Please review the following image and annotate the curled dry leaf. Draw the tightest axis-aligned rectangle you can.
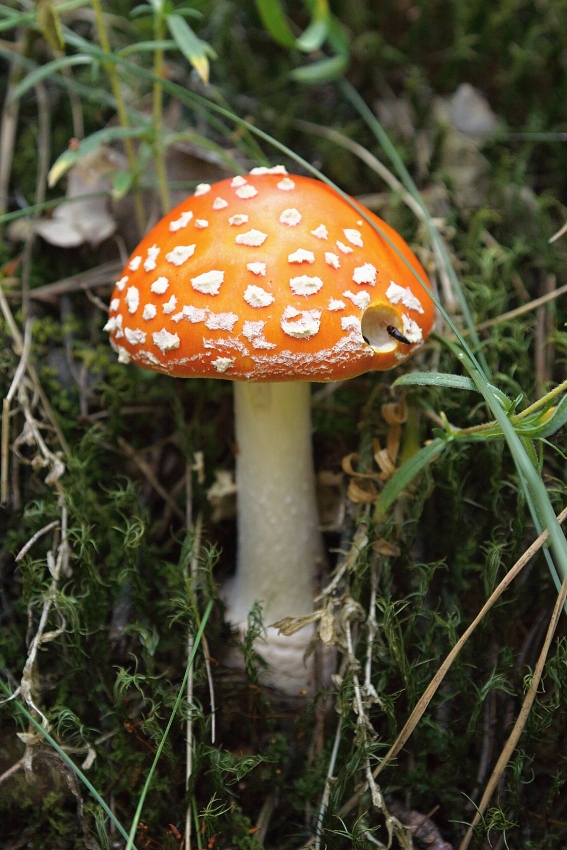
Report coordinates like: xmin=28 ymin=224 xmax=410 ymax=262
xmin=347 ymin=477 xmax=378 ymax=504
xmin=341 ymin=453 xmax=381 ymax=481
xmin=381 ymin=399 xmax=407 ymax=425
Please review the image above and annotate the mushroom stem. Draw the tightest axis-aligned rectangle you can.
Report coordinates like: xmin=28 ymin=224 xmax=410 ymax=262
xmin=224 ymin=381 xmax=324 ymax=692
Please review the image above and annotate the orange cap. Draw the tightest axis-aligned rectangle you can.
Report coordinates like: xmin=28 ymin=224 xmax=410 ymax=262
xmin=105 ymin=168 xmax=435 ymax=381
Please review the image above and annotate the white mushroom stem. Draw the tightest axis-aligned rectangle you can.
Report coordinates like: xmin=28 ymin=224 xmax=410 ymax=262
xmin=224 ymin=381 xmax=325 ymax=693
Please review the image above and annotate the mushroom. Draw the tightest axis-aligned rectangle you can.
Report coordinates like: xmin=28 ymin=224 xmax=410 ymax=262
xmin=104 ymin=167 xmax=435 ymax=694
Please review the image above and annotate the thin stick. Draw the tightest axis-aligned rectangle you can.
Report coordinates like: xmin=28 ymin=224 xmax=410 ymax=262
xmin=0 ymin=757 xmax=24 ymax=785
xmin=458 ymin=579 xmax=567 ymax=850
xmin=314 ymin=717 xmax=342 ymax=850
xmin=475 ymin=281 xmax=567 ymax=331
xmin=2 ymin=318 xmax=33 ymax=504
xmin=0 ymin=284 xmax=70 ymax=455
xmin=15 ymin=520 xmax=60 ymax=562
xmin=117 ymin=436 xmax=184 ymax=520
xmin=338 ymin=504 xmax=567 ymax=818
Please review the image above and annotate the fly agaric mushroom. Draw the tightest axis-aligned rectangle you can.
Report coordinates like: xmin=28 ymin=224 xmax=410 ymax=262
xmin=104 ymin=167 xmax=435 ymax=694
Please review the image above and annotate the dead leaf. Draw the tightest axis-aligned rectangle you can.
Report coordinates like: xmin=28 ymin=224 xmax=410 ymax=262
xmin=347 ymin=477 xmax=378 ymax=504
xmin=373 ymin=539 xmax=401 ymax=557
xmin=35 ymin=146 xmax=123 ymax=248
xmin=381 ymin=399 xmax=407 ymax=425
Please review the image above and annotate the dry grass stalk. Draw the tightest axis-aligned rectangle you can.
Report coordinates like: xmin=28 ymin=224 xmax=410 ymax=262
xmin=339 ymin=504 xmax=567 ymax=818
xmin=458 ymin=578 xmax=567 ymax=850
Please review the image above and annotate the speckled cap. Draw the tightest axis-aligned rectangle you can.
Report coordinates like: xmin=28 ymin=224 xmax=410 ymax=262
xmin=104 ymin=167 xmax=435 ymax=381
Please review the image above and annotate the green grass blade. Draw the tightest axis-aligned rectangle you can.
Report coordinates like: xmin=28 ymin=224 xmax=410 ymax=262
xmin=394 ymin=373 xmax=477 ymax=392
xmin=0 ymin=681 xmax=134 ymax=847
xmin=125 ymin=599 xmax=213 ymax=850
xmin=375 ymin=438 xmax=446 ymax=518
xmin=9 ymin=55 xmax=92 ymax=103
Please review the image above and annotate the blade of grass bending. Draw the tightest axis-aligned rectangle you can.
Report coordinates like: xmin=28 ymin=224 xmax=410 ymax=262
xmin=125 ymin=599 xmax=213 ymax=850
xmin=338 ymin=78 xmax=490 ymax=377
xmin=0 ymin=680 xmax=134 ymax=847
xmin=336 ymin=77 xmax=567 ymax=590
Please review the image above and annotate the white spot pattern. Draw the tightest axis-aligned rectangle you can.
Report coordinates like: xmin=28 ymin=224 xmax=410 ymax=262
xmin=247 ymin=262 xmax=266 ymax=276
xmin=336 ymin=240 xmax=353 ymax=254
xmin=212 ymin=357 xmax=234 ymax=372
xmin=242 ymin=320 xmax=276 ymax=350
xmin=290 ymin=275 xmax=323 ymax=296
xmin=153 ymin=328 xmax=180 ymax=352
xmin=236 ymin=185 xmax=258 ymax=199
xmin=195 ymin=219 xmax=208 ymax=229
xmin=341 ymin=316 xmax=362 ymax=333
xmin=166 ymin=245 xmax=196 ymax=266
xmin=194 ymin=183 xmax=211 ymax=196
xmin=386 ymin=281 xmax=424 ymax=314
xmin=402 ymin=314 xmax=423 ymax=344
xmin=279 ymin=208 xmax=302 ymax=226
xmin=343 ymin=290 xmax=370 ymax=310
xmin=169 ymin=210 xmax=193 ymax=232
xmin=277 ymin=178 xmax=295 ymax=191
xmin=235 ymin=229 xmax=267 ymax=247
xmin=231 ymin=176 xmax=247 ymax=187
xmin=311 ymin=224 xmax=328 ymax=240
xmin=125 ymin=286 xmax=139 ymax=314
xmin=328 ymin=298 xmax=346 ymax=311
xmin=353 ymin=263 xmax=377 ymax=285
xmin=244 ymin=285 xmax=274 ymax=307
xmin=125 ymin=328 xmax=146 ymax=345
xmin=281 ymin=306 xmax=321 ymax=338
xmin=143 ymin=304 xmax=157 ymax=320
xmin=249 ymin=165 xmax=288 ymax=175
xmin=191 ymin=270 xmax=224 ymax=295
xmin=163 ymin=294 xmax=178 ymax=315
xmin=117 ymin=346 xmax=131 ymax=364
xmin=110 ymin=298 xmax=119 ymax=312
xmin=325 ymin=252 xmax=340 ymax=269
xmin=128 ymin=256 xmax=141 ymax=271
xmin=116 ymin=276 xmax=128 ymax=291
xmin=344 ymin=228 xmax=363 ymax=247
xmin=150 ymin=277 xmax=169 ymax=295
xmin=288 ymin=248 xmax=315 ymax=264
xmin=212 ymin=197 xmax=228 ymax=210
xmin=144 ymin=244 xmax=160 ymax=272
xmin=229 ymin=214 xmax=248 ymax=226
xmin=205 ymin=311 xmax=238 ymax=331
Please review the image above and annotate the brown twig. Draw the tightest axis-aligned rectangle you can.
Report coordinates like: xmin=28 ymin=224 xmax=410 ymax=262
xmin=117 ymin=436 xmax=184 ymax=521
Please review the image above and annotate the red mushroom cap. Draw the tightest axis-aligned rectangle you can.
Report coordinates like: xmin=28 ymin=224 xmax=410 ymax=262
xmin=105 ymin=168 xmax=435 ymax=381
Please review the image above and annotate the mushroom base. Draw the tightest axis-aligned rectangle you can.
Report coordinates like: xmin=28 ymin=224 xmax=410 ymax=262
xmin=223 ymin=619 xmax=335 ymax=695
xmin=223 ymin=381 xmax=331 ymax=694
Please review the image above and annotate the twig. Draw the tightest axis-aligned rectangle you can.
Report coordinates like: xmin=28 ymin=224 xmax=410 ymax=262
xmin=458 ymin=579 xmax=567 ymax=850
xmin=0 ymin=283 xmax=70 ymax=456
xmin=117 ymin=436 xmax=184 ymax=521
xmin=0 ymin=757 xmax=24 ymax=785
xmin=15 ymin=520 xmax=60 ymax=562
xmin=475 ymin=281 xmax=567 ymax=331
xmin=314 ymin=717 xmax=342 ymax=850
xmin=0 ymin=314 xmax=30 ymax=503
xmin=339 ymin=504 xmax=567 ymax=818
